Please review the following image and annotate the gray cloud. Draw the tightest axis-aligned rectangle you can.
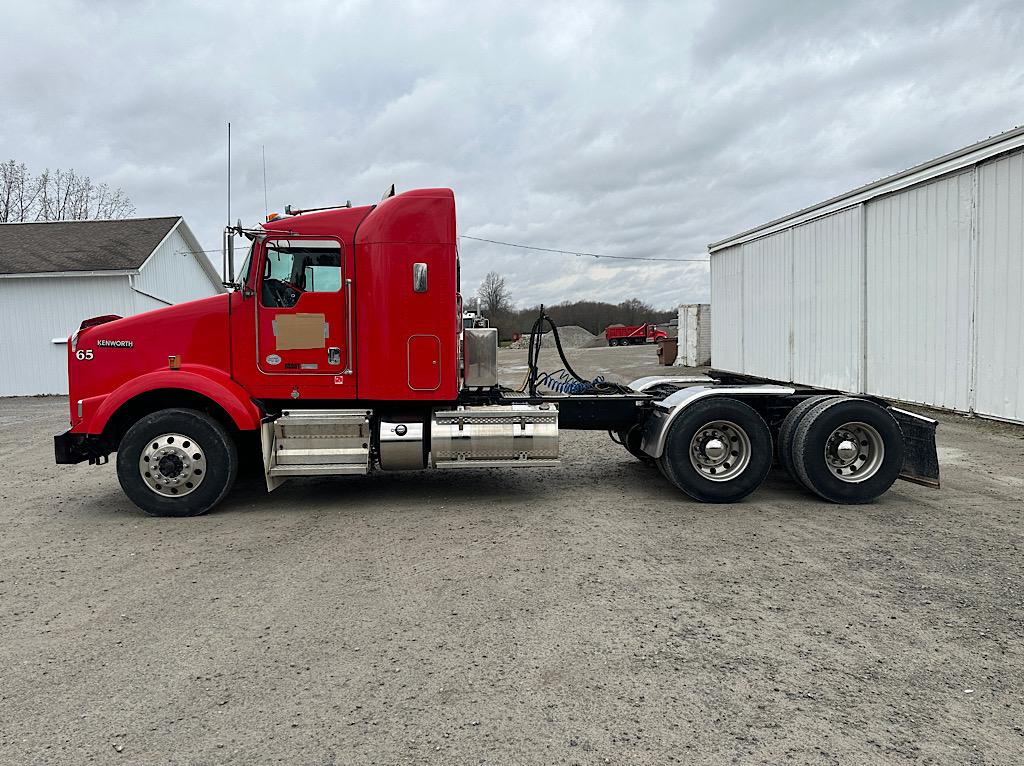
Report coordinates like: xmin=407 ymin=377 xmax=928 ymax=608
xmin=2 ymin=0 xmax=1022 ymax=309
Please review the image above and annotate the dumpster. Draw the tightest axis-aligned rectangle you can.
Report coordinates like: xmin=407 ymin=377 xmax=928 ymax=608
xmin=656 ymin=338 xmax=678 ymax=366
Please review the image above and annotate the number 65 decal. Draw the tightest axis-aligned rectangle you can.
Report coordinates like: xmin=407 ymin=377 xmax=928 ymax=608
xmin=75 ymin=349 xmax=94 ymax=361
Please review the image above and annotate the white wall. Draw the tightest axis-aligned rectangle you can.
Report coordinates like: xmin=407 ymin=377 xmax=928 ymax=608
xmin=792 ymin=208 xmax=863 ymax=392
xmin=709 ymin=245 xmax=743 ymax=373
xmin=711 ymin=209 xmax=863 ymax=390
xmin=134 ymin=225 xmax=220 ymax=305
xmin=0 ymin=223 xmax=221 ymax=397
xmin=741 ymin=231 xmax=793 ymax=382
xmin=975 ymin=151 xmax=1024 ymax=422
xmin=0 ymin=275 xmax=134 ymax=396
xmin=674 ymin=304 xmax=712 ymax=367
xmin=709 ymin=146 xmax=1024 ymax=423
xmin=865 ymin=172 xmax=974 ymax=411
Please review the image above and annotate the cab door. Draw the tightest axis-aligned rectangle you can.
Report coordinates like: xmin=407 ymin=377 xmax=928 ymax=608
xmin=252 ymin=236 xmax=354 ymax=395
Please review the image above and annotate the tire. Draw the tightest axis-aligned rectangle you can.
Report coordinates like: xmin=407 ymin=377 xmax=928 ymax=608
xmin=657 ymin=398 xmax=773 ymax=503
xmin=777 ymin=395 xmax=842 ymax=486
xmin=116 ymin=408 xmax=239 ymax=516
xmin=616 ymin=424 xmax=653 ymax=463
xmin=791 ymin=398 xmax=904 ymax=504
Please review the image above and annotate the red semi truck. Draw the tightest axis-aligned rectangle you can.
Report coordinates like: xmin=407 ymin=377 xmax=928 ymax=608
xmin=605 ymin=323 xmax=668 ymax=346
xmin=55 ymin=188 xmax=939 ymax=516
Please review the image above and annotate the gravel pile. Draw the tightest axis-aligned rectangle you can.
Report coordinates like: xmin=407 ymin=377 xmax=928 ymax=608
xmin=509 ymin=325 xmax=597 ymax=349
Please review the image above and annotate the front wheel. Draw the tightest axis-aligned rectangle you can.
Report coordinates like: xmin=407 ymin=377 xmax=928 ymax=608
xmin=657 ymin=398 xmax=773 ymax=503
xmin=116 ymin=408 xmax=239 ymax=516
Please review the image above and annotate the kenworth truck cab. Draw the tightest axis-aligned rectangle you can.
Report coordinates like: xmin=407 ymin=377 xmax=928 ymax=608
xmin=55 ymin=188 xmax=939 ymax=516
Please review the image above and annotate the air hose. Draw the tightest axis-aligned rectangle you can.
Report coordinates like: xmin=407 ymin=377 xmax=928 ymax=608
xmin=522 ymin=308 xmax=634 ymax=397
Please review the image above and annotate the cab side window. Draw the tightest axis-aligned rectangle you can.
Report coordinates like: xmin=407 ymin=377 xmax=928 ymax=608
xmin=260 ymin=240 xmax=342 ymax=308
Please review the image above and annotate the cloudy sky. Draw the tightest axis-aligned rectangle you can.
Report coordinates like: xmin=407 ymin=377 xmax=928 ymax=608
xmin=3 ymin=0 xmax=1023 ymax=308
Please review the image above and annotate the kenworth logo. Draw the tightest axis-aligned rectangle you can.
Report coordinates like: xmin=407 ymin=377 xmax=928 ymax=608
xmin=97 ymin=339 xmax=134 ymax=348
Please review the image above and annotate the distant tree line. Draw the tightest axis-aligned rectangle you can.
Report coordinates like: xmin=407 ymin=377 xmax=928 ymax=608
xmin=0 ymin=160 xmax=135 ymax=222
xmin=475 ymin=270 xmax=676 ymax=340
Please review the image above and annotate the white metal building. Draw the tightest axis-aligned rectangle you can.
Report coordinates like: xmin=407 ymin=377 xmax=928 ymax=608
xmin=0 ymin=217 xmax=222 ymax=396
xmin=673 ymin=303 xmax=712 ymax=367
xmin=709 ymin=126 xmax=1024 ymax=424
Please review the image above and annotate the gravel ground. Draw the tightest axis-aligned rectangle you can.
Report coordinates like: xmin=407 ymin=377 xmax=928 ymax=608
xmin=2 ymin=344 xmax=1022 ymax=765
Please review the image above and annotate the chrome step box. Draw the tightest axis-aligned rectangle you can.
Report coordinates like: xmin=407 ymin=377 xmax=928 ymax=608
xmin=262 ymin=409 xmax=371 ymax=490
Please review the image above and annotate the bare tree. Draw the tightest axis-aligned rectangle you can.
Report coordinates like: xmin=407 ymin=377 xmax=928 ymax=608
xmin=0 ymin=160 xmax=134 ymax=222
xmin=618 ymin=297 xmax=652 ymax=326
xmin=477 ymin=271 xmax=512 ymax=317
xmin=0 ymin=161 xmax=40 ymax=223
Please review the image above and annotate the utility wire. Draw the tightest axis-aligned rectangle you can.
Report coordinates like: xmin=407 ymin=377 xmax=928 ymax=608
xmin=459 ymin=234 xmax=709 ymax=263
xmin=180 ymin=237 xmax=711 ymax=264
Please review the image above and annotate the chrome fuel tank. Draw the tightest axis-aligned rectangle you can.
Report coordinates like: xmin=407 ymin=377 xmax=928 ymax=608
xmin=430 ymin=404 xmax=558 ymax=468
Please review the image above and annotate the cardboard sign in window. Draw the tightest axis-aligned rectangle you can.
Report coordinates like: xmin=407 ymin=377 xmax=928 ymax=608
xmin=273 ymin=313 xmax=328 ymax=350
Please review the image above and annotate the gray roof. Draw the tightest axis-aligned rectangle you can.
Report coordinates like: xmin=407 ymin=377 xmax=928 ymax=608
xmin=0 ymin=216 xmax=181 ymax=275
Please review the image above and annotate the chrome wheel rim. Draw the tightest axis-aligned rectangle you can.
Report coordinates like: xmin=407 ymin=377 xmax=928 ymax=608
xmin=825 ymin=421 xmax=884 ymax=483
xmin=689 ymin=420 xmax=750 ymax=481
xmin=139 ymin=433 xmax=206 ymax=497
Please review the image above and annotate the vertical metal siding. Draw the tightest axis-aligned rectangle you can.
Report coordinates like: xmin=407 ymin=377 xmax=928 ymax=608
xmin=865 ymin=171 xmax=975 ymax=411
xmin=790 ymin=207 xmax=863 ymax=391
xmin=134 ymin=227 xmax=220 ymax=304
xmin=710 ymin=246 xmax=743 ymax=372
xmin=0 ymin=276 xmax=135 ymax=396
xmin=975 ymin=150 xmax=1024 ymax=421
xmin=697 ymin=303 xmax=712 ymax=366
xmin=674 ymin=304 xmax=712 ymax=367
xmin=710 ymin=144 xmax=1023 ymax=423
xmin=740 ymin=231 xmax=793 ymax=381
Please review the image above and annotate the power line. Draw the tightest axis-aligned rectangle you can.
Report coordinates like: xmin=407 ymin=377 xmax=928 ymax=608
xmin=183 ymin=236 xmax=710 ymax=264
xmin=459 ymin=234 xmax=709 ymax=263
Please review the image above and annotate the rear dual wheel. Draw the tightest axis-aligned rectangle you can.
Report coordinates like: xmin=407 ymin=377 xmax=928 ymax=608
xmin=787 ymin=397 xmax=904 ymax=504
xmin=658 ymin=398 xmax=773 ymax=503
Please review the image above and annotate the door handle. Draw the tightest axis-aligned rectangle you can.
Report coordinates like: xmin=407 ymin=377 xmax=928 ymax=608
xmin=343 ymin=278 xmax=353 ymax=375
xmin=328 ymin=347 xmax=341 ymax=365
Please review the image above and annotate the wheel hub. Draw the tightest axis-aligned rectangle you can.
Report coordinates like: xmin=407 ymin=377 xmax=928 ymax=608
xmin=689 ymin=420 xmax=751 ymax=482
xmin=835 ymin=439 xmax=858 ymax=462
xmin=139 ymin=433 xmax=206 ymax=497
xmin=825 ymin=422 xmax=884 ymax=483
xmin=157 ymin=453 xmax=184 ymax=478
xmin=704 ymin=438 xmax=727 ymax=461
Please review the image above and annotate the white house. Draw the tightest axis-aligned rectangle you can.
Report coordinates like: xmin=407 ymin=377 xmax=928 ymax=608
xmin=0 ymin=216 xmax=223 ymax=396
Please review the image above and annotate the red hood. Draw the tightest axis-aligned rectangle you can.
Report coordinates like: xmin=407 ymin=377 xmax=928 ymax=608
xmin=68 ymin=294 xmax=232 ymax=425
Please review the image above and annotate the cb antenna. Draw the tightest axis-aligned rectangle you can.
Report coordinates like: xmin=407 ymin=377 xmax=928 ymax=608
xmin=262 ymin=144 xmax=269 ymax=221
xmin=226 ymin=122 xmax=231 ymax=230
xmin=222 ymin=122 xmax=236 ymax=285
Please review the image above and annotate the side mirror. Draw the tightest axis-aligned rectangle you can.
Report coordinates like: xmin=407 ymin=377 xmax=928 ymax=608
xmin=222 ymin=227 xmax=239 ymax=289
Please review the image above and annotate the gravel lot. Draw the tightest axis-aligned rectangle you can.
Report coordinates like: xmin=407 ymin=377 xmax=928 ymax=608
xmin=2 ymin=344 xmax=1022 ymax=765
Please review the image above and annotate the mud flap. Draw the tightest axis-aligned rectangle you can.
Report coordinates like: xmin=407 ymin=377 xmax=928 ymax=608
xmin=890 ymin=407 xmax=940 ymax=488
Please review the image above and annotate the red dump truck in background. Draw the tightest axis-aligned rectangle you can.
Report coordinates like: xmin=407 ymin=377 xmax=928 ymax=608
xmin=605 ymin=323 xmax=668 ymax=346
